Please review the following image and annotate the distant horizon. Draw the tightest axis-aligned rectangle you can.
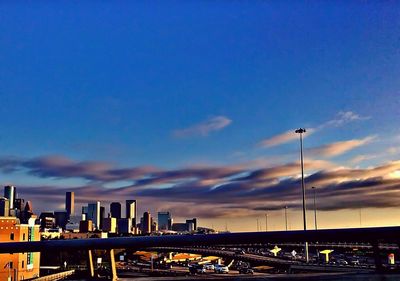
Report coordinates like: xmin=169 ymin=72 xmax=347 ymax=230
xmin=1 ymin=1 xmax=399 ymax=232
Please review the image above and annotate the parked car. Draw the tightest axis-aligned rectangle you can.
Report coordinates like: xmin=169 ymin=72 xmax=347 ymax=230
xmin=204 ymin=263 xmax=215 ymax=270
xmin=235 ymin=250 xmax=246 ymax=255
xmin=189 ymin=264 xmax=206 ymax=274
xmin=238 ymin=267 xmax=254 ymax=274
xmin=215 ymin=265 xmax=229 ymax=274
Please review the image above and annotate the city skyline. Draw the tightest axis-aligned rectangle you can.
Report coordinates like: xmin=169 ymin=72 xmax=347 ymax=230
xmin=0 ymin=2 xmax=400 ymax=232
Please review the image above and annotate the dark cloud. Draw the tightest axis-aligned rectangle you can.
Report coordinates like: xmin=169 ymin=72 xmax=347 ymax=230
xmin=2 ymin=154 xmax=400 ymax=218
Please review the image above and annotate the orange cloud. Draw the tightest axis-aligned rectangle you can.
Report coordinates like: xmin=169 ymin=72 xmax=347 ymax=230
xmin=308 ymin=136 xmax=376 ymax=157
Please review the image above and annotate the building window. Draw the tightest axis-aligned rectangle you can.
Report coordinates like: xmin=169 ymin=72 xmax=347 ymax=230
xmin=10 ymin=233 xmax=14 ymax=240
xmin=23 ymin=233 xmax=26 ymax=240
xmin=22 ymin=260 xmax=25 ymax=268
xmin=9 ymin=261 xmax=13 ymax=269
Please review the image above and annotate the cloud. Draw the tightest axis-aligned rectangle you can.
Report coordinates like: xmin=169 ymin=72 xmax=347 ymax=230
xmin=4 ymin=152 xmax=400 ymax=219
xmin=173 ymin=116 xmax=232 ymax=138
xmin=322 ymin=111 xmax=370 ymax=128
xmin=259 ymin=111 xmax=369 ymax=148
xmin=259 ymin=128 xmax=316 ymax=148
xmin=308 ymin=136 xmax=376 ymax=157
xmin=0 ymin=155 xmax=157 ymax=182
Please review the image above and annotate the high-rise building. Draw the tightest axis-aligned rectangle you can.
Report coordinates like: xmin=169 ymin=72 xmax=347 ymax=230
xmin=65 ymin=192 xmax=75 ymax=217
xmin=54 ymin=211 xmax=69 ymax=230
xmin=158 ymin=211 xmax=172 ymax=230
xmin=117 ymin=218 xmax=132 ymax=234
xmin=87 ymin=202 xmax=100 ymax=229
xmin=186 ymin=218 xmax=197 ymax=230
xmin=79 ymin=220 xmax=93 ymax=233
xmin=102 ymin=217 xmax=117 ymax=233
xmin=126 ymin=200 xmax=137 ymax=224
xmin=142 ymin=211 xmax=151 ymax=234
xmin=0 ymin=197 xmax=9 ymax=216
xmin=4 ymin=185 xmax=16 ymax=209
xmin=100 ymin=206 xmax=105 ymax=230
xmin=110 ymin=202 xmax=121 ymax=219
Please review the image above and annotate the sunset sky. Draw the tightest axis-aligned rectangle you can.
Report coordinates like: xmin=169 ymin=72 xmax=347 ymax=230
xmin=0 ymin=2 xmax=399 ymax=232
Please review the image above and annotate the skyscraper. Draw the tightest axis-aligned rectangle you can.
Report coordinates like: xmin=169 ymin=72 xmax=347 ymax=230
xmin=142 ymin=211 xmax=151 ymax=234
xmin=65 ymin=192 xmax=75 ymax=217
xmin=4 ymin=185 xmax=16 ymax=209
xmin=87 ymin=202 xmax=100 ymax=229
xmin=110 ymin=202 xmax=121 ymax=219
xmin=126 ymin=200 xmax=137 ymax=224
xmin=158 ymin=211 xmax=172 ymax=230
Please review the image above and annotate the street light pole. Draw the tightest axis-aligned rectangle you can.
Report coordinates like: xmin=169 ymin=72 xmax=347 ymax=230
xmin=312 ymin=186 xmax=317 ymax=230
xmin=265 ymin=213 xmax=268 ymax=232
xmin=284 ymin=206 xmax=288 ymax=231
xmin=295 ymin=128 xmax=309 ymax=262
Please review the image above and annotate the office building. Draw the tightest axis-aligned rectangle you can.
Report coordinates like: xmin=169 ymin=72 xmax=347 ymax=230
xmin=172 ymin=223 xmax=189 ymax=232
xmin=142 ymin=211 xmax=151 ymax=234
xmin=158 ymin=211 xmax=172 ymax=230
xmin=4 ymin=185 xmax=16 ymax=209
xmin=0 ymin=216 xmax=40 ymax=281
xmin=102 ymin=217 xmax=117 ymax=233
xmin=0 ymin=197 xmax=9 ymax=216
xmin=87 ymin=202 xmax=100 ymax=229
xmin=65 ymin=192 xmax=75 ymax=217
xmin=54 ymin=211 xmax=69 ymax=230
xmin=117 ymin=218 xmax=132 ymax=234
xmin=186 ymin=218 xmax=197 ymax=230
xmin=126 ymin=200 xmax=137 ymax=224
xmin=79 ymin=220 xmax=93 ymax=233
xmin=100 ymin=206 xmax=105 ymax=229
xmin=39 ymin=212 xmax=55 ymax=230
xmin=110 ymin=202 xmax=121 ymax=219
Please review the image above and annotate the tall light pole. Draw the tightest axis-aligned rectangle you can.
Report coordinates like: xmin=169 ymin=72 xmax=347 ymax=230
xmin=265 ymin=213 xmax=268 ymax=232
xmin=284 ymin=206 xmax=288 ymax=231
xmin=312 ymin=186 xmax=317 ymax=230
xmin=295 ymin=128 xmax=309 ymax=262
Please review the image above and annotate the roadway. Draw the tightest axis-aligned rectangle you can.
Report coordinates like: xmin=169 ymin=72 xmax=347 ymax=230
xmin=2 ymin=226 xmax=400 ymax=254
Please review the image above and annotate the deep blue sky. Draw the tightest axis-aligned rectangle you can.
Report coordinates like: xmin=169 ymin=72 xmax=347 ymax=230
xmin=0 ymin=2 xmax=399 ymax=230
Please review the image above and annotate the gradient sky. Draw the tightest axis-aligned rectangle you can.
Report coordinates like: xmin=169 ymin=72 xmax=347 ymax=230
xmin=0 ymin=1 xmax=399 ymax=232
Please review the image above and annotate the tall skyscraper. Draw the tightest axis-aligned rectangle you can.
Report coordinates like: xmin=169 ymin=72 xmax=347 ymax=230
xmin=142 ymin=211 xmax=151 ymax=234
xmin=87 ymin=202 xmax=100 ymax=229
xmin=110 ymin=202 xmax=121 ymax=219
xmin=99 ymin=206 xmax=105 ymax=230
xmin=65 ymin=192 xmax=75 ymax=217
xmin=4 ymin=185 xmax=16 ymax=209
xmin=126 ymin=200 xmax=137 ymax=224
xmin=158 ymin=211 xmax=172 ymax=230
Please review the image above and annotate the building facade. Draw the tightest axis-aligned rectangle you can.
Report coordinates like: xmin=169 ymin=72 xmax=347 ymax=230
xmin=65 ymin=192 xmax=74 ymax=217
xmin=0 ymin=217 xmax=40 ymax=281
xmin=110 ymin=202 xmax=121 ymax=219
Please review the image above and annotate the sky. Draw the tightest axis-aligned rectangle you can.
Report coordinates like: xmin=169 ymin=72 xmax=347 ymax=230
xmin=0 ymin=1 xmax=399 ymax=232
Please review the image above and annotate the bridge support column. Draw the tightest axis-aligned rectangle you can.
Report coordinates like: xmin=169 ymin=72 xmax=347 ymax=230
xmin=108 ymin=249 xmax=118 ymax=281
xmin=372 ymin=241 xmax=383 ymax=273
xmin=86 ymin=250 xmax=95 ymax=278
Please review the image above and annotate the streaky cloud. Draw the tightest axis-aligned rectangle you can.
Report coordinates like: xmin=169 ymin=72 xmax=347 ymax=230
xmin=258 ymin=111 xmax=369 ymax=148
xmin=173 ymin=116 xmax=232 ymax=138
xmin=307 ymin=136 xmax=376 ymax=157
